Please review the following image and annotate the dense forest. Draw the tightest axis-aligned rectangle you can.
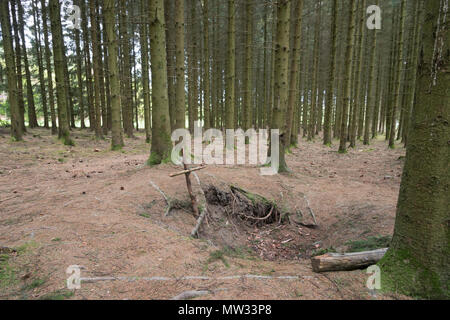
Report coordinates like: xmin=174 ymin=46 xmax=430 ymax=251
xmin=0 ymin=0 xmax=448 ymax=301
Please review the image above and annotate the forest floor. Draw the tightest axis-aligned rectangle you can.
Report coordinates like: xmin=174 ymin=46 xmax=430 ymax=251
xmin=0 ymin=127 xmax=409 ymax=300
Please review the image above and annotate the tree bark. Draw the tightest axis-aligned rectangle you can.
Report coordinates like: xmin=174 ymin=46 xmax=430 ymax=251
xmin=49 ymin=0 xmax=73 ymax=145
xmin=378 ymin=0 xmax=449 ymax=299
xmin=0 ymin=0 xmax=22 ymax=140
xmin=149 ymin=0 xmax=172 ymax=165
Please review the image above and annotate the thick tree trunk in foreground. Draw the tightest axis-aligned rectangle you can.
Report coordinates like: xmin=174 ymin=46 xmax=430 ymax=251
xmin=148 ymin=0 xmax=172 ymax=165
xmin=0 ymin=0 xmax=22 ymax=140
xmin=49 ymin=0 xmax=73 ymax=145
xmin=378 ymin=0 xmax=449 ymax=299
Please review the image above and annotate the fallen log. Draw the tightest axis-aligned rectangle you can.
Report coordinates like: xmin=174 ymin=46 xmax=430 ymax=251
xmin=311 ymin=248 xmax=388 ymax=273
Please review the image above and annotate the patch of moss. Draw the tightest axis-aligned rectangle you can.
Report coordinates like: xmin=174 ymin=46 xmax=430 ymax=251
xmin=0 ymin=254 xmax=17 ymax=288
xmin=311 ymin=247 xmax=337 ymax=257
xmin=378 ymin=248 xmax=448 ymax=299
xmin=207 ymin=250 xmax=230 ymax=268
xmin=23 ymin=278 xmax=46 ymax=291
xmin=346 ymin=235 xmax=391 ymax=252
xmin=40 ymin=289 xmax=74 ymax=300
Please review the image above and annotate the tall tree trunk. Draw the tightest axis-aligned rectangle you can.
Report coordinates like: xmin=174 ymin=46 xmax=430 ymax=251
xmin=271 ymin=0 xmax=290 ymax=173
xmin=32 ymin=0 xmax=49 ymax=128
xmin=379 ymin=0 xmax=449 ymax=299
xmin=350 ymin=0 xmax=367 ymax=148
xmin=104 ymin=0 xmax=124 ymax=150
xmin=308 ymin=1 xmax=321 ymax=141
xmin=17 ymin=0 xmax=38 ymax=128
xmin=74 ymin=0 xmax=85 ymax=129
xmin=149 ymin=0 xmax=172 ymax=165
xmin=89 ymin=0 xmax=104 ymax=139
xmin=11 ymin=0 xmax=26 ymax=132
xmin=165 ymin=0 xmax=176 ymax=131
xmin=119 ymin=0 xmax=134 ymax=137
xmin=140 ymin=0 xmax=152 ymax=142
xmin=243 ymin=0 xmax=253 ymax=132
xmin=338 ymin=0 xmax=357 ymax=153
xmin=202 ymin=0 xmax=211 ymax=130
xmin=49 ymin=0 xmax=73 ymax=145
xmin=363 ymin=0 xmax=379 ymax=145
xmin=41 ymin=0 xmax=57 ymax=134
xmin=389 ymin=1 xmax=406 ymax=149
xmin=286 ymin=0 xmax=303 ymax=147
xmin=0 ymin=0 xmax=22 ymax=140
xmin=101 ymin=11 xmax=112 ymax=132
xmin=225 ymin=0 xmax=236 ymax=130
xmin=323 ymin=0 xmax=337 ymax=146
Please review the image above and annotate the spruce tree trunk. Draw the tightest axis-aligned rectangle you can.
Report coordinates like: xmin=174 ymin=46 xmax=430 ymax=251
xmin=202 ymin=0 xmax=211 ymax=130
xmin=363 ymin=1 xmax=379 ymax=145
xmin=95 ymin=3 xmax=107 ymax=135
xmin=323 ymin=0 xmax=337 ymax=146
xmin=286 ymin=0 xmax=303 ymax=147
xmin=104 ymin=0 xmax=124 ymax=150
xmin=379 ymin=0 xmax=449 ymax=299
xmin=101 ymin=12 xmax=112 ymax=132
xmin=271 ymin=0 xmax=290 ymax=173
xmin=225 ymin=0 xmax=236 ymax=130
xmin=89 ymin=0 xmax=104 ymax=138
xmin=80 ymin=0 xmax=95 ymax=130
xmin=140 ymin=0 xmax=152 ymax=142
xmin=164 ymin=0 xmax=176 ymax=131
xmin=48 ymin=0 xmax=73 ymax=145
xmin=338 ymin=0 xmax=357 ymax=154
xmin=174 ymin=0 xmax=186 ymax=130
xmin=32 ymin=0 xmax=48 ymax=128
xmin=403 ymin=0 xmax=424 ymax=147
xmin=149 ymin=0 xmax=172 ymax=165
xmin=41 ymin=0 xmax=57 ymax=134
xmin=390 ymin=1 xmax=406 ymax=149
xmin=74 ymin=0 xmax=85 ymax=129
xmin=308 ymin=1 xmax=322 ymax=141
xmin=119 ymin=0 xmax=134 ymax=137
xmin=350 ymin=0 xmax=366 ymax=148
xmin=243 ymin=0 xmax=253 ymax=132
xmin=0 ymin=0 xmax=22 ymax=140
xmin=17 ymin=0 xmax=38 ymax=128
xmin=11 ymin=0 xmax=26 ymax=133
